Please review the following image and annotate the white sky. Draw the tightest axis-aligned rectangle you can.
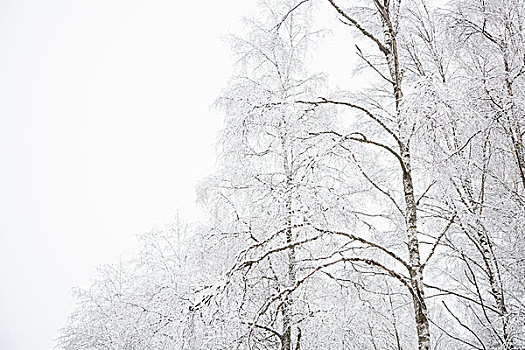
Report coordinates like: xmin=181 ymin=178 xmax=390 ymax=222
xmin=0 ymin=1 xmax=256 ymax=349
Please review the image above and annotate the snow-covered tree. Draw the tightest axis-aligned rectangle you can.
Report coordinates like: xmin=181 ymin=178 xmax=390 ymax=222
xmin=58 ymin=1 xmax=525 ymax=350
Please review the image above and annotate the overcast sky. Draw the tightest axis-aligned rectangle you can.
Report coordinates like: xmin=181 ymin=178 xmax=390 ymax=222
xmin=0 ymin=1 xmax=256 ymax=349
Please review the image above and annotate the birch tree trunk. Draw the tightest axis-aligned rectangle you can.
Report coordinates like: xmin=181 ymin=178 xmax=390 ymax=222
xmin=379 ymin=2 xmax=431 ymax=349
xmin=281 ymin=127 xmax=296 ymax=350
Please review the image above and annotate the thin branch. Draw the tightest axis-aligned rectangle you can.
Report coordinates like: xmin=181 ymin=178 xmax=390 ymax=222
xmin=255 ymin=256 xmax=415 ymax=323
xmin=442 ymin=301 xmax=488 ymax=350
xmin=429 ymin=317 xmax=483 ymax=350
xmin=355 ymin=44 xmax=395 ymax=84
xmin=238 ymin=232 xmax=324 ymax=270
xmin=421 ymin=213 xmax=457 ymax=269
xmin=307 ymin=128 xmax=407 ymax=174
xmin=274 ymin=0 xmax=311 ymax=31
xmin=351 ymin=153 xmax=404 ymax=216
xmin=297 ymin=98 xmax=402 ymax=149
xmin=242 ymin=321 xmax=282 ymax=340
xmin=312 ymin=226 xmax=412 ymax=272
xmin=327 ymin=0 xmax=389 ymax=55
xmin=424 ymin=284 xmax=500 ymax=315
xmin=416 ymin=180 xmax=436 ymax=206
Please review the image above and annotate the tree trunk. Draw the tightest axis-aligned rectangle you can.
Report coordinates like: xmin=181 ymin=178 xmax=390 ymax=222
xmin=281 ymin=130 xmax=296 ymax=350
xmin=402 ymin=148 xmax=431 ymax=350
xmin=379 ymin=2 xmax=432 ymax=348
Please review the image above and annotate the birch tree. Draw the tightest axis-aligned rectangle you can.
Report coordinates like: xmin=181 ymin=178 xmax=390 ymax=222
xmin=200 ymin=2 xmax=338 ymax=347
xmin=57 ymin=1 xmax=525 ymax=350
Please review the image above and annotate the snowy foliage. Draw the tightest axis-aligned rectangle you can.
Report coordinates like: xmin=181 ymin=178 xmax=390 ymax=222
xmin=59 ymin=1 xmax=525 ymax=349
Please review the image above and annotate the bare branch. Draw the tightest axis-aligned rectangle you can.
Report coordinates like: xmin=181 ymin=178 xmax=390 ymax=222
xmin=327 ymin=0 xmax=390 ymax=55
xmin=307 ymin=128 xmax=407 ymax=174
xmin=355 ymin=44 xmax=395 ymax=84
xmin=312 ymin=226 xmax=412 ymax=272
xmin=351 ymin=153 xmax=404 ymax=216
xmin=274 ymin=0 xmax=311 ymax=31
xmin=242 ymin=321 xmax=282 ymax=339
xmin=296 ymin=98 xmax=403 ymax=149
xmin=421 ymin=213 xmax=457 ymax=269
xmin=442 ymin=301 xmax=488 ymax=350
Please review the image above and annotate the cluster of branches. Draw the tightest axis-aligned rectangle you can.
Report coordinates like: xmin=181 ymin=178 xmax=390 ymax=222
xmin=58 ymin=1 xmax=525 ymax=350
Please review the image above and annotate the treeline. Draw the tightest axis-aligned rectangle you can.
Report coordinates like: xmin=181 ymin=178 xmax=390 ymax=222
xmin=58 ymin=1 xmax=525 ymax=349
